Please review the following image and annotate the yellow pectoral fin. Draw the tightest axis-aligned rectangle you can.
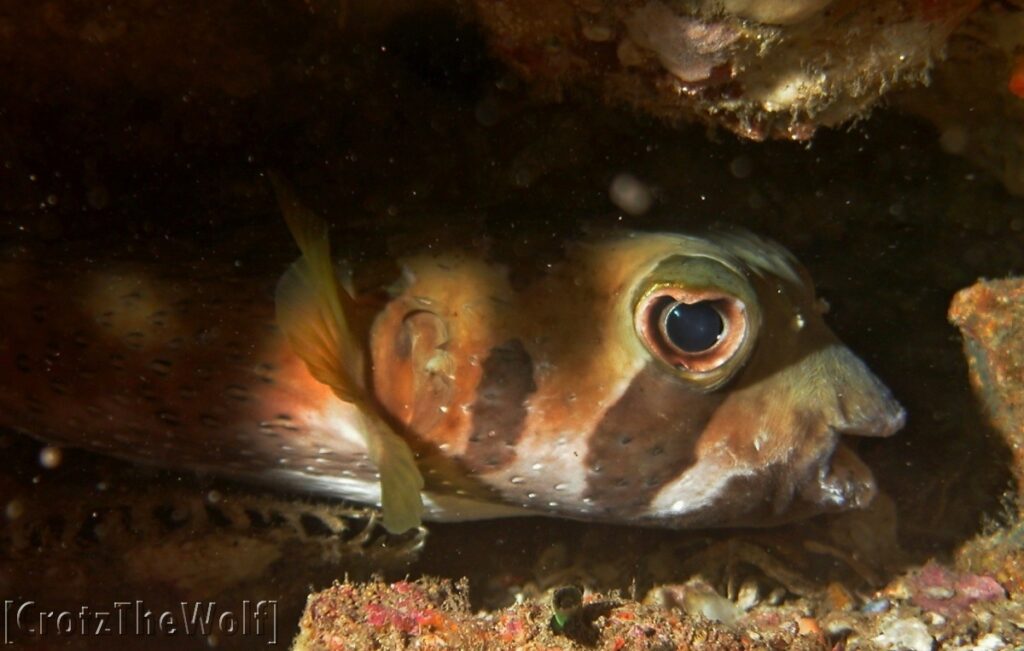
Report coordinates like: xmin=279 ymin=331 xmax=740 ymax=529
xmin=274 ymin=177 xmax=425 ymax=533
xmin=361 ymin=410 xmax=426 ymax=534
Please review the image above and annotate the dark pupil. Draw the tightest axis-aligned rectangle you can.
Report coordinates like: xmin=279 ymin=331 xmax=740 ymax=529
xmin=664 ymin=301 xmax=724 ymax=353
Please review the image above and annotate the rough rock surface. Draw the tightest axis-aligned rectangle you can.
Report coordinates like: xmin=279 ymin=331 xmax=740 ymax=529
xmin=949 ymin=279 xmax=1024 ymax=500
xmin=469 ymin=0 xmax=979 ymax=140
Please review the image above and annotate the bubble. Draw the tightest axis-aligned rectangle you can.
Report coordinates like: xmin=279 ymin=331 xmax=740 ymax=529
xmin=939 ymin=127 xmax=968 ymax=155
xmin=609 ymin=173 xmax=653 ymax=216
xmin=39 ymin=446 xmax=62 ymax=469
xmin=729 ymin=155 xmax=753 ymax=179
xmin=206 ymin=490 xmax=222 ymax=504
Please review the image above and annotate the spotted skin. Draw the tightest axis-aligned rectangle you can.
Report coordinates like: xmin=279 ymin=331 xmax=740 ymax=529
xmin=0 ymin=228 xmax=905 ymax=527
xmin=463 ymin=339 xmax=536 ymax=473
xmin=0 ymin=258 xmax=371 ymax=485
xmin=583 ymin=363 xmax=723 ymax=513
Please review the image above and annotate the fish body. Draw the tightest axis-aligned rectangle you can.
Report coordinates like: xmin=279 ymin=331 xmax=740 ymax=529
xmin=0 ymin=208 xmax=904 ymax=531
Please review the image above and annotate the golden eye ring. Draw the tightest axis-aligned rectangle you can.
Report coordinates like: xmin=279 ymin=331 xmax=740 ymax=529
xmin=635 ymin=288 xmax=748 ymax=374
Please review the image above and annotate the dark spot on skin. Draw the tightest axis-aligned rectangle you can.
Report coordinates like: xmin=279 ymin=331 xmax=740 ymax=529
xmin=225 ymin=385 xmax=250 ymax=402
xmin=199 ymin=413 xmax=221 ymax=428
xmin=584 ymin=363 xmax=725 ymax=513
xmin=266 ymin=413 xmax=300 ymax=432
xmin=462 ymin=339 xmax=537 ymax=473
xmin=25 ymin=395 xmax=44 ymax=415
xmin=157 ymin=411 xmax=180 ymax=426
xmin=75 ymin=510 xmax=105 ymax=545
xmin=255 ymin=362 xmax=276 ymax=384
xmin=204 ymin=505 xmax=233 ymax=528
xmin=44 ymin=341 xmax=61 ymax=361
xmin=153 ymin=504 xmax=192 ymax=531
xmin=30 ymin=304 xmax=47 ymax=324
xmin=124 ymin=332 xmax=146 ymax=351
xmin=149 ymin=359 xmax=172 ymax=375
xmin=299 ymin=513 xmax=337 ymax=538
xmin=138 ymin=384 xmax=160 ymax=403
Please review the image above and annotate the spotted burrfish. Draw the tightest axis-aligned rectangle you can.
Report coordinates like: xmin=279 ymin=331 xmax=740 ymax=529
xmin=0 ymin=191 xmax=904 ymax=533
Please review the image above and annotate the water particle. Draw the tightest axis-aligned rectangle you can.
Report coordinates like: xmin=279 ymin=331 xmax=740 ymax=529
xmin=554 ymin=483 xmax=567 ymax=491
xmin=39 ymin=446 xmax=62 ymax=469
xmin=609 ymin=173 xmax=653 ymax=216
xmin=6 ymin=499 xmax=24 ymax=520
xmin=510 ymin=476 xmax=525 ymax=484
xmin=531 ymin=462 xmax=544 ymax=471
xmin=939 ymin=127 xmax=968 ymax=155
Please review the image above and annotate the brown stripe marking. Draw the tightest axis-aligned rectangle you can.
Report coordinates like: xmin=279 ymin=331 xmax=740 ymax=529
xmin=462 ymin=339 xmax=536 ymax=472
xmin=584 ymin=363 xmax=724 ymax=512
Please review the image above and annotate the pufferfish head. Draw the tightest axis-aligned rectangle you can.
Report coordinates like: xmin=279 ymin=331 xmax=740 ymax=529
xmin=588 ymin=229 xmax=905 ymax=528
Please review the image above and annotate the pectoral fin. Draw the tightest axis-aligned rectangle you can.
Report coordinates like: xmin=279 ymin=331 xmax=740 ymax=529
xmin=273 ymin=178 xmax=424 ymax=533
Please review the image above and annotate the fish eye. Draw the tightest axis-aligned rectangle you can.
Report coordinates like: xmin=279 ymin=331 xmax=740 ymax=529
xmin=660 ymin=301 xmax=724 ymax=353
xmin=635 ymin=288 xmax=748 ymax=375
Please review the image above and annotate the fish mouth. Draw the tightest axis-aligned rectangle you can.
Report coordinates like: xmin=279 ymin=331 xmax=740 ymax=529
xmin=794 ymin=361 xmax=907 ymax=513
xmin=799 ymin=441 xmax=879 ymax=511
